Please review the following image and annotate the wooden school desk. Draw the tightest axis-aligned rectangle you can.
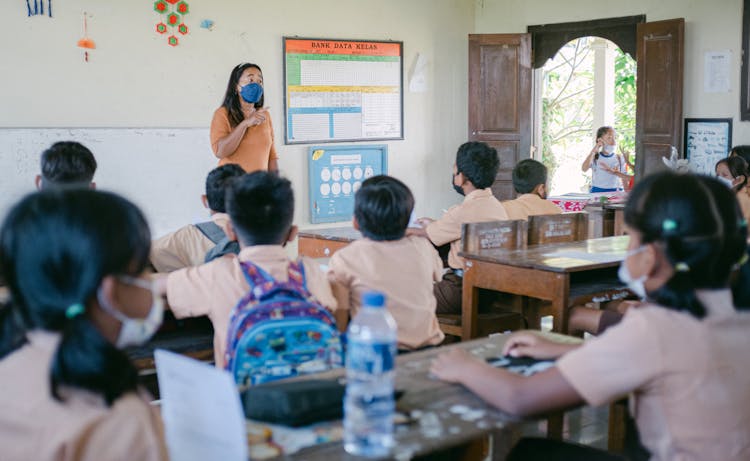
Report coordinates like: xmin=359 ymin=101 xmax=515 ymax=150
xmin=297 ymin=227 xmax=361 ymax=258
xmin=261 ymin=332 xmax=580 ymax=460
xmin=459 ymin=236 xmax=630 ymax=338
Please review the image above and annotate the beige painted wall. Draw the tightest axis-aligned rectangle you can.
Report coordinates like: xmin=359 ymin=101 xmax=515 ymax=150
xmin=474 ymin=0 xmax=749 ymax=144
xmin=0 ymin=0 xmax=473 ymax=236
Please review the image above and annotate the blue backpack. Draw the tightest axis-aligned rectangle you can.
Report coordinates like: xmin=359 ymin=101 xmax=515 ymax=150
xmin=224 ymin=260 xmax=343 ymax=386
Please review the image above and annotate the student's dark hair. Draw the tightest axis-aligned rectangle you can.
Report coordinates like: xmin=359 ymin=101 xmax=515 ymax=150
xmin=624 ymin=172 xmax=747 ymax=318
xmin=455 ymin=141 xmax=499 ymax=190
xmin=226 ymin=171 xmax=294 ymax=246
xmin=354 ymin=175 xmax=414 ymax=241
xmin=40 ymin=141 xmax=97 ymax=188
xmin=730 ymin=145 xmax=750 ymax=165
xmin=221 ymin=63 xmax=264 ymax=128
xmin=594 ymin=126 xmax=613 ymax=162
xmin=205 ymin=164 xmax=245 ymax=213
xmin=0 ymin=189 xmax=151 ymax=405
xmin=715 ymin=156 xmax=749 ymax=191
xmin=512 ymin=159 xmax=548 ymax=194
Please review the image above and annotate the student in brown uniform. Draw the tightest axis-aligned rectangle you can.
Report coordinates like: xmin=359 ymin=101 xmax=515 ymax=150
xmin=502 ymin=159 xmax=562 ymax=220
xmin=150 ymin=164 xmax=245 ymax=272
xmin=328 ymin=175 xmax=444 ymax=350
xmin=154 ymin=171 xmax=336 ymax=368
xmin=409 ymin=141 xmax=508 ymax=314
xmin=0 ymin=190 xmax=167 ymax=461
xmin=432 ymin=172 xmax=750 ymax=461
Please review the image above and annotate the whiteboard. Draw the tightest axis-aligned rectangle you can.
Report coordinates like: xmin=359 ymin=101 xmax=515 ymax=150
xmin=0 ymin=128 xmax=217 ymax=238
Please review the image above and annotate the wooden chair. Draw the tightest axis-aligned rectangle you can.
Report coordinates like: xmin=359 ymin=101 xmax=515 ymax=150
xmin=527 ymin=212 xmax=588 ymax=246
xmin=526 ymin=212 xmax=629 ymax=331
xmin=438 ymin=220 xmax=527 ymax=339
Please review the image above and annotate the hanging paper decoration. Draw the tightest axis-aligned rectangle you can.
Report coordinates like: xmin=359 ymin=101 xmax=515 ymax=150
xmin=153 ymin=0 xmax=189 ymax=46
xmin=76 ymin=12 xmax=96 ymax=63
xmin=26 ymin=0 xmax=52 ymax=17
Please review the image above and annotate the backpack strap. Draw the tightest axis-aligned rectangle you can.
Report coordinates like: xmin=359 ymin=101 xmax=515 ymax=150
xmin=195 ymin=221 xmax=226 ymax=244
xmin=286 ymin=259 xmax=312 ymax=298
xmin=204 ymin=237 xmax=240 ymax=263
xmin=239 ymin=260 xmax=276 ymax=292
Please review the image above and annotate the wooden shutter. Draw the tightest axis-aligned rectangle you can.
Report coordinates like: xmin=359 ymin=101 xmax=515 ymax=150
xmin=635 ymin=19 xmax=684 ymax=180
xmin=468 ymin=34 xmax=532 ymax=200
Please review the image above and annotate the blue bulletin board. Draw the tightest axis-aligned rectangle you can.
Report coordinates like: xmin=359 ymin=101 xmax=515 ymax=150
xmin=309 ymin=145 xmax=388 ymax=223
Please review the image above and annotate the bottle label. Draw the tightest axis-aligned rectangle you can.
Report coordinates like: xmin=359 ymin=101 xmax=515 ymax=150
xmin=347 ymin=340 xmax=396 ymax=374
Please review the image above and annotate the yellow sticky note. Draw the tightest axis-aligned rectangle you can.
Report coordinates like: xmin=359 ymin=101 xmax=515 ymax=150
xmin=312 ymin=150 xmax=325 ymax=161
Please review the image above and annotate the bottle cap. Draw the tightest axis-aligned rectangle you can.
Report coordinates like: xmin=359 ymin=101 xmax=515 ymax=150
xmin=362 ymin=291 xmax=385 ymax=307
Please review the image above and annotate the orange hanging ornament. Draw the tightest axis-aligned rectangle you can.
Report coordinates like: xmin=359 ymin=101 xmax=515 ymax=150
xmin=76 ymin=12 xmax=96 ymax=62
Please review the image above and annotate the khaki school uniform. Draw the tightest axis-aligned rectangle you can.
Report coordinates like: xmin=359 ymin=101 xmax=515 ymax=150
xmin=166 ymin=245 xmax=337 ymax=369
xmin=501 ymin=193 xmax=562 ymax=221
xmin=557 ymin=290 xmax=750 ymax=461
xmin=425 ymin=189 xmax=508 ymax=314
xmin=328 ymin=236 xmax=445 ymax=350
xmin=151 ymin=213 xmax=231 ymax=273
xmin=0 ymin=331 xmax=168 ymax=461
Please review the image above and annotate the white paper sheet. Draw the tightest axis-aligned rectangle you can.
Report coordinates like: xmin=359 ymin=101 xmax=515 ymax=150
xmin=704 ymin=50 xmax=731 ymax=93
xmin=155 ymin=349 xmax=248 ymax=461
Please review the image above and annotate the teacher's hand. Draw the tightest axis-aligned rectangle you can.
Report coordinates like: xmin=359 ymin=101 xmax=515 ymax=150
xmin=243 ymin=108 xmax=269 ymax=127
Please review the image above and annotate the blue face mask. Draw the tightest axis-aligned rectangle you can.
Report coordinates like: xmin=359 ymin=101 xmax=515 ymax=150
xmin=240 ymin=83 xmax=263 ymax=104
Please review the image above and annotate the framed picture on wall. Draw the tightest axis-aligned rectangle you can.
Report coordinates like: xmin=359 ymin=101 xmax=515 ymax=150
xmin=684 ymin=118 xmax=732 ymax=174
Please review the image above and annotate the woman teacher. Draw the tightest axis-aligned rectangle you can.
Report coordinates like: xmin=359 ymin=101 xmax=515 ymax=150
xmin=210 ymin=63 xmax=278 ymax=172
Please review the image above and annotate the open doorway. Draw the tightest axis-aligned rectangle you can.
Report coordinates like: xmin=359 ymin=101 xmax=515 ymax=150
xmin=538 ymin=37 xmax=636 ymax=195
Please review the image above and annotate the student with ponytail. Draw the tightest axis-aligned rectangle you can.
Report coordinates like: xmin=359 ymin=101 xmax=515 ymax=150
xmin=0 ymin=189 xmax=168 ymax=461
xmin=431 ymin=172 xmax=750 ymax=461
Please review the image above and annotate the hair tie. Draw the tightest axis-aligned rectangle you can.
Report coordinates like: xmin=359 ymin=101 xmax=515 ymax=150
xmin=738 ymin=252 xmax=749 ymax=266
xmin=65 ymin=303 xmax=85 ymax=319
xmin=740 ymin=219 xmax=748 ymax=229
xmin=662 ymin=219 xmax=678 ymax=234
xmin=674 ymin=262 xmax=690 ymax=272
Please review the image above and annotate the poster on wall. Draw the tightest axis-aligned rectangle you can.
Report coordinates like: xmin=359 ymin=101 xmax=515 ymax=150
xmin=308 ymin=145 xmax=387 ymax=223
xmin=284 ymin=37 xmax=403 ymax=144
xmin=684 ymin=118 xmax=732 ymax=174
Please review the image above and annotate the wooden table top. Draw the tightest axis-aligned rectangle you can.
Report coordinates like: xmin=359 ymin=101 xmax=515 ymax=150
xmin=459 ymin=235 xmax=629 ymax=273
xmin=272 ymin=333 xmax=580 ymax=460
xmin=298 ymin=226 xmax=362 ymax=243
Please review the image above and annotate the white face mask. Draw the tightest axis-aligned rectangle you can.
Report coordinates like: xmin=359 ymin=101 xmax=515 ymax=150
xmin=618 ymin=246 xmax=648 ymax=299
xmin=602 ymin=144 xmax=617 ymax=154
xmin=97 ymin=276 xmax=164 ymax=348
xmin=717 ymin=176 xmax=735 ymax=189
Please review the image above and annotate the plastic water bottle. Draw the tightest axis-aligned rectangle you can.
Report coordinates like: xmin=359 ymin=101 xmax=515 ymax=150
xmin=344 ymin=291 xmax=397 ymax=457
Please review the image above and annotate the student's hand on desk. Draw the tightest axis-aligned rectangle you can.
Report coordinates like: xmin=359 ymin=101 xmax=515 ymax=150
xmin=502 ymin=331 xmax=572 ymax=360
xmin=430 ymin=348 xmax=483 ymax=383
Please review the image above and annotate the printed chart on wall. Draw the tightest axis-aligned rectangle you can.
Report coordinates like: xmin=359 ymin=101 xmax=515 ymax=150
xmin=309 ymin=145 xmax=387 ymax=223
xmin=284 ymin=37 xmax=403 ymax=144
xmin=684 ymin=118 xmax=732 ymax=174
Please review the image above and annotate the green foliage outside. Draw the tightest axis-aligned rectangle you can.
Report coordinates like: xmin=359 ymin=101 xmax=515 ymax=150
xmin=614 ymin=47 xmax=636 ymax=169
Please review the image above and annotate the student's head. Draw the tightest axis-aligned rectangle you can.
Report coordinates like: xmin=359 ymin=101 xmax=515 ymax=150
xmin=202 ymin=164 xmax=246 ymax=213
xmin=512 ymin=159 xmax=549 ymax=198
xmin=36 ymin=141 xmax=97 ymax=190
xmin=222 ymin=63 xmax=264 ymax=127
xmin=453 ymin=141 xmax=499 ymax=193
xmin=225 ymin=171 xmax=295 ymax=246
xmin=715 ymin=156 xmax=748 ymax=192
xmin=353 ymin=175 xmax=414 ymax=241
xmin=594 ymin=126 xmax=616 ymax=158
xmin=0 ymin=189 xmax=157 ymax=405
xmin=622 ymin=172 xmax=747 ymax=318
xmin=729 ymin=145 xmax=750 ymax=165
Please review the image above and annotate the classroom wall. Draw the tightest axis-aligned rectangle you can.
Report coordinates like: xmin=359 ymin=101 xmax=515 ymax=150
xmin=474 ymin=0 xmax=749 ymax=144
xmin=0 ymin=0 xmax=474 ymax=237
